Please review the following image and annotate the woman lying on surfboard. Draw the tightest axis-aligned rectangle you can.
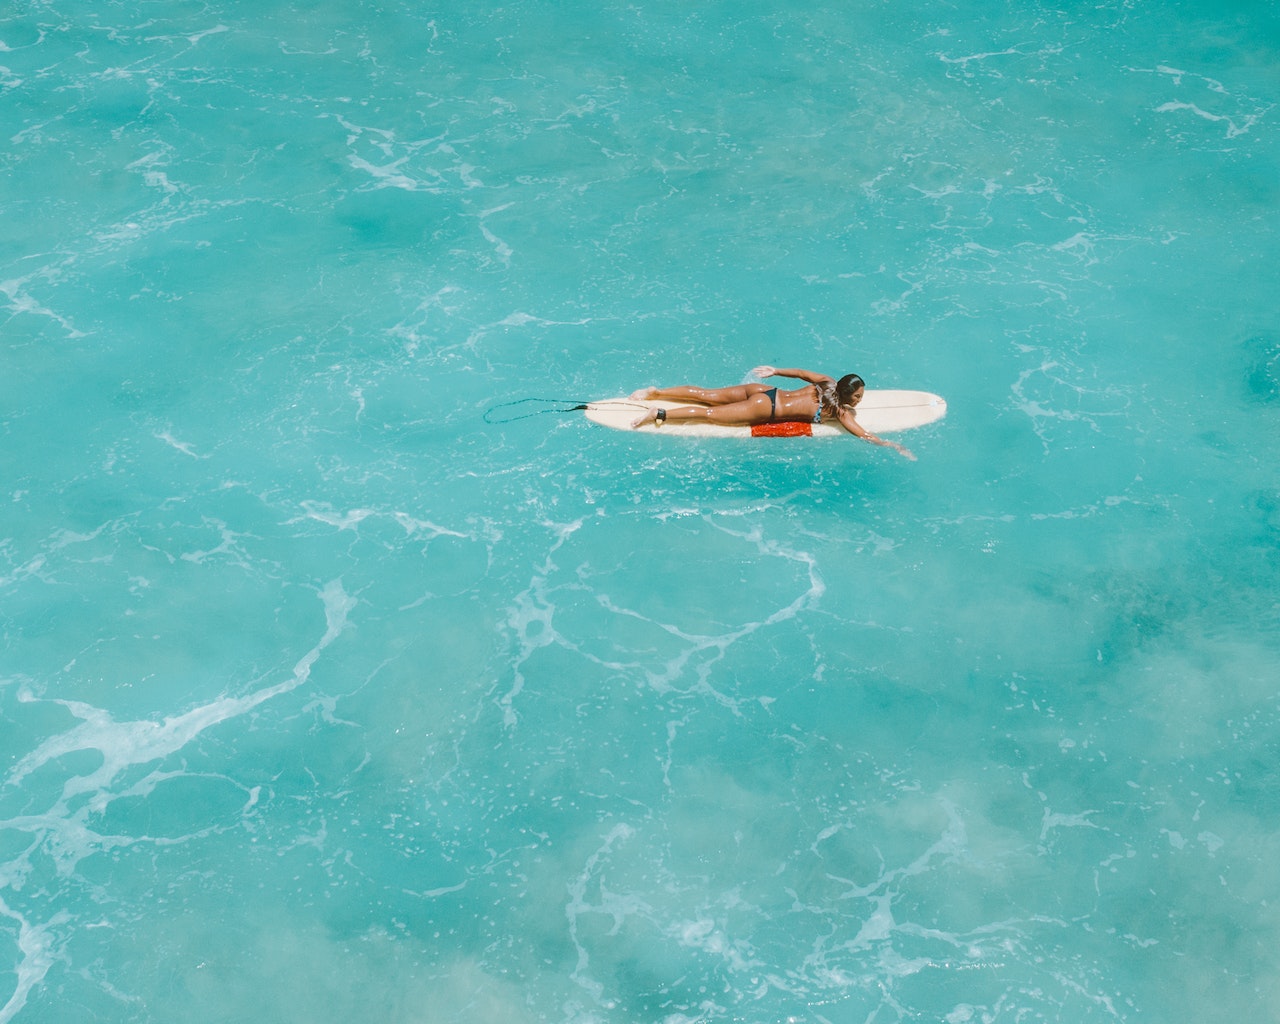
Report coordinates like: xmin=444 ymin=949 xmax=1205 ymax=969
xmin=629 ymin=365 xmax=916 ymax=460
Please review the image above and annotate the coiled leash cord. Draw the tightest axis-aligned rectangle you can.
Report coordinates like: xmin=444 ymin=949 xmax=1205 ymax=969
xmin=482 ymin=397 xmax=647 ymax=424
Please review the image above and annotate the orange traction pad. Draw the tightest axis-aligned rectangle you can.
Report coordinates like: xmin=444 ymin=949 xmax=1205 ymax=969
xmin=750 ymin=421 xmax=813 ymax=438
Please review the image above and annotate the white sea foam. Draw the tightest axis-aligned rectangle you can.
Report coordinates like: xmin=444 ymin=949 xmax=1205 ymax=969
xmin=347 ymin=154 xmax=430 ymax=192
xmin=0 ymin=898 xmax=68 ymax=1024
xmin=295 ymin=502 xmax=376 ymax=530
xmin=179 ymin=518 xmax=252 ymax=566
xmin=1155 ymin=100 xmax=1260 ymax=138
xmin=497 ymin=518 xmax=587 ymax=726
xmin=477 ymin=204 xmax=515 ymax=265
xmin=3 ymin=580 xmax=354 ymax=877
xmin=391 ymin=512 xmax=468 ymax=538
xmin=565 ymin=823 xmax=636 ymax=1005
xmin=153 ymin=429 xmax=203 ymax=458
xmin=0 ymin=556 xmax=48 ymax=589
xmin=1039 ymin=808 xmax=1102 ymax=846
xmin=185 ymin=24 xmax=229 ymax=46
xmin=0 ymin=275 xmax=86 ymax=338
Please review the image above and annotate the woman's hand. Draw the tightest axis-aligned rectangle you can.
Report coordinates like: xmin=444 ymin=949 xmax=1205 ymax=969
xmin=844 ymin=411 xmax=918 ymax=461
xmin=751 ymin=365 xmax=777 ymax=379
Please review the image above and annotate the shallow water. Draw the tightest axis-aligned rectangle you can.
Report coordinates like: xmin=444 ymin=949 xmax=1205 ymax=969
xmin=2 ymin=0 xmax=1279 ymax=1021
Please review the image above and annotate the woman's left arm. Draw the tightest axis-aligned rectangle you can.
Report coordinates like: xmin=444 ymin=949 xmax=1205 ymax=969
xmin=752 ymin=365 xmax=832 ymax=385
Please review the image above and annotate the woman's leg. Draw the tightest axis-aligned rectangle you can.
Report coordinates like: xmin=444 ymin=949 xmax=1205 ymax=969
xmin=629 ymin=383 xmax=768 ymax=404
xmin=631 ymin=393 xmax=773 ymax=428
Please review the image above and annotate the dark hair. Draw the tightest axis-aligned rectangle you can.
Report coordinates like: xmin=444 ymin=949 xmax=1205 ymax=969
xmin=835 ymin=373 xmax=865 ymax=407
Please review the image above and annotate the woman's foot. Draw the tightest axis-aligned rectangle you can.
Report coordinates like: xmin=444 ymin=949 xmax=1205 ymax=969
xmin=628 ymin=386 xmax=657 ymax=401
xmin=630 ymin=408 xmax=665 ymax=428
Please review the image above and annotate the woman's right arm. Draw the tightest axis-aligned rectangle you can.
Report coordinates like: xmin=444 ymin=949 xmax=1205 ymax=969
xmin=752 ymin=365 xmax=833 ymax=385
xmin=836 ymin=408 xmax=917 ymax=460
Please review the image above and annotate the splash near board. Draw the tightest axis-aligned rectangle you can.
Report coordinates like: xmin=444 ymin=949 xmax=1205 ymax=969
xmin=584 ymin=390 xmax=947 ymax=438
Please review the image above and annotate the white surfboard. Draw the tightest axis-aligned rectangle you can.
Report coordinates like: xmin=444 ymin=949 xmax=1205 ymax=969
xmin=585 ymin=390 xmax=946 ymax=438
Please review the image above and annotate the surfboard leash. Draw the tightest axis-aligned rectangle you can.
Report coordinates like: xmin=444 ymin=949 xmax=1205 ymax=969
xmin=481 ymin=398 xmax=585 ymax=423
xmin=482 ymin=397 xmax=647 ymax=424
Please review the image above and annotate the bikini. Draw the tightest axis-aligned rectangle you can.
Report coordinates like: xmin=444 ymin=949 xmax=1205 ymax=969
xmin=767 ymin=385 xmax=831 ymax=422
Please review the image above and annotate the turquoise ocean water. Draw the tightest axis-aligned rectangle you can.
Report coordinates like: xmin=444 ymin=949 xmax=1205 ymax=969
xmin=3 ymin=0 xmax=1279 ymax=1020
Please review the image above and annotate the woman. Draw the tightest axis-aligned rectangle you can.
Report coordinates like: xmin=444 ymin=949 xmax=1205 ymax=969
xmin=629 ymin=364 xmax=916 ymax=460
